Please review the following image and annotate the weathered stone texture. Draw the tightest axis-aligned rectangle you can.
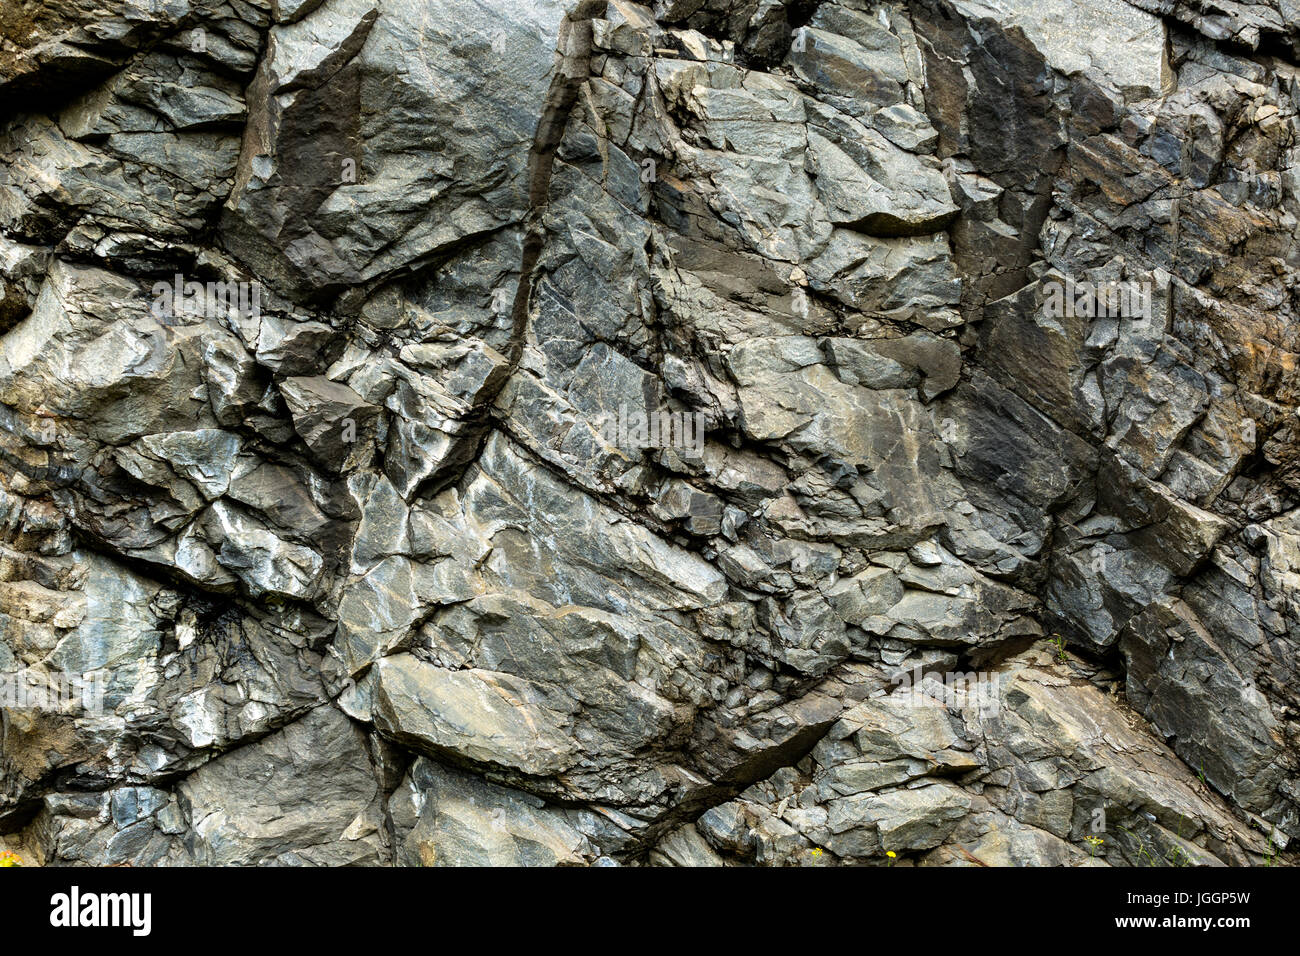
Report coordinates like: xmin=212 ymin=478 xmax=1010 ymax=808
xmin=1 ymin=0 xmax=1297 ymax=866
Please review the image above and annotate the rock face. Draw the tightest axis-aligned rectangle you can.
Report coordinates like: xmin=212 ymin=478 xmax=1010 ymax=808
xmin=1 ymin=0 xmax=1297 ymax=867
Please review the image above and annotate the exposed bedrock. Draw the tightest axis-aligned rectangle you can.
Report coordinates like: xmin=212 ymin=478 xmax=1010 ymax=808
xmin=1 ymin=0 xmax=1298 ymax=866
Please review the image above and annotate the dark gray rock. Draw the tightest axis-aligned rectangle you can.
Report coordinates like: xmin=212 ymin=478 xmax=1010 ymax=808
xmin=2 ymin=0 xmax=1297 ymax=867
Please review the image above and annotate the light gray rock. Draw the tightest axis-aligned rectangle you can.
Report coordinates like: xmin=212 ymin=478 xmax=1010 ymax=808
xmin=949 ymin=0 xmax=1170 ymax=97
xmin=177 ymin=706 xmax=386 ymax=865
xmin=391 ymin=757 xmax=594 ymax=866
xmin=3 ymin=0 xmax=1298 ymax=869
xmin=373 ymin=653 xmax=580 ymax=777
xmin=280 ymin=375 xmax=381 ymax=472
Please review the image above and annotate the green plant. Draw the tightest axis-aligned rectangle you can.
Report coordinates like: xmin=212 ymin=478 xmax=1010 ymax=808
xmin=1049 ymin=635 xmax=1069 ymax=664
xmin=1117 ymin=825 xmax=1161 ymax=867
xmin=1118 ymin=822 xmax=1193 ymax=867
xmin=1165 ymin=844 xmax=1191 ymax=867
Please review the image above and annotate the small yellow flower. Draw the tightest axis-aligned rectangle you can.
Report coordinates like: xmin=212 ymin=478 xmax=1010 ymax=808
xmin=811 ymin=848 xmax=823 ymax=858
xmin=0 ymin=851 xmax=21 ymax=867
xmin=886 ymin=851 xmax=896 ymax=858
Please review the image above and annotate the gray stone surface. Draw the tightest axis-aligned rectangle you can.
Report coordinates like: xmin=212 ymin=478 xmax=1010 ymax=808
xmin=2 ymin=0 xmax=1297 ymax=867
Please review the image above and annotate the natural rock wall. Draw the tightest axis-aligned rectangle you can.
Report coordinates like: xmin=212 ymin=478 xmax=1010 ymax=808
xmin=0 ymin=0 xmax=1297 ymax=866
